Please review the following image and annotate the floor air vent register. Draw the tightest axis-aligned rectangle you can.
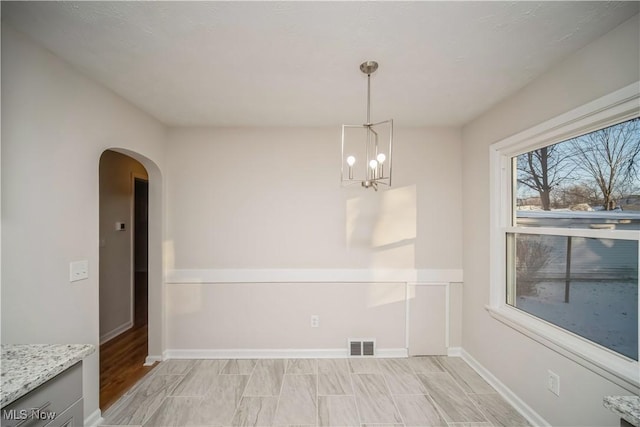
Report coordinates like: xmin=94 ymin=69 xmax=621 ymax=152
xmin=349 ymin=339 xmax=376 ymax=356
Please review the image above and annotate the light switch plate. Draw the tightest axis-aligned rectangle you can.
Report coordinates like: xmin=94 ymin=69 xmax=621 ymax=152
xmin=70 ymin=260 xmax=89 ymax=282
xmin=547 ymin=370 xmax=560 ymax=396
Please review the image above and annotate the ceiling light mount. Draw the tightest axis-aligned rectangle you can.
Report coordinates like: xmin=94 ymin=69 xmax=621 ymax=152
xmin=359 ymin=60 xmax=378 ymax=75
xmin=341 ymin=60 xmax=393 ymax=191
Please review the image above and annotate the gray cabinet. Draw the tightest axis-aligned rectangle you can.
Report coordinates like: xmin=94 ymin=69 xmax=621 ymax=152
xmin=1 ymin=363 xmax=82 ymax=427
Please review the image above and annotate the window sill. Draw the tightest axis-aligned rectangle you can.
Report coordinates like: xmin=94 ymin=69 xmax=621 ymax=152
xmin=486 ymin=304 xmax=639 ymax=394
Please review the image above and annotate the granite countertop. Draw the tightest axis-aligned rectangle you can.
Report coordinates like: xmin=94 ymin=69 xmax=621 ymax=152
xmin=604 ymin=395 xmax=640 ymax=427
xmin=1 ymin=344 xmax=95 ymax=407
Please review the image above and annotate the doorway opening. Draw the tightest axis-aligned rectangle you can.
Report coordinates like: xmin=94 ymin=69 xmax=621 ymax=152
xmin=133 ymin=177 xmax=149 ymax=329
xmin=98 ymin=150 xmax=156 ymax=410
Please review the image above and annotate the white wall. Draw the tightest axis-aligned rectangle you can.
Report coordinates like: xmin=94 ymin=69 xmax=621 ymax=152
xmin=167 ymin=282 xmax=408 ymax=354
xmin=166 ymin=127 xmax=462 ymax=270
xmin=461 ymin=15 xmax=639 ymax=427
xmin=99 ymin=150 xmax=148 ymax=342
xmin=1 ymin=25 xmax=166 ymax=420
xmin=165 ymin=127 xmax=463 ymax=354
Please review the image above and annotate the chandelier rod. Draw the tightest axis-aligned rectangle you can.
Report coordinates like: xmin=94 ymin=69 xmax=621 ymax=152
xmin=366 ymin=72 xmax=371 ymax=126
xmin=360 ymin=60 xmax=378 ymax=125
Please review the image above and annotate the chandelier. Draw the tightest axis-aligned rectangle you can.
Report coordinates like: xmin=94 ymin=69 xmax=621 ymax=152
xmin=341 ymin=60 xmax=393 ymax=191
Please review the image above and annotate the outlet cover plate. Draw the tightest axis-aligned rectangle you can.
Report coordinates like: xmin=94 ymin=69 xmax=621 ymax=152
xmin=70 ymin=260 xmax=89 ymax=282
xmin=310 ymin=315 xmax=320 ymax=328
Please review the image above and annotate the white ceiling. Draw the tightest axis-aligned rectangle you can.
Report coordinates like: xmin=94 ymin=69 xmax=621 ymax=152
xmin=2 ymin=2 xmax=638 ymax=127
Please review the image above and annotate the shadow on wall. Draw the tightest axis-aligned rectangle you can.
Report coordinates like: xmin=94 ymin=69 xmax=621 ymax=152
xmin=346 ymin=184 xmax=417 ymax=308
xmin=346 ymin=184 xmax=417 ymax=267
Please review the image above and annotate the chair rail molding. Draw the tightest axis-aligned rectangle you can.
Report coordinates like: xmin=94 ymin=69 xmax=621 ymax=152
xmin=166 ymin=268 xmax=463 ymax=284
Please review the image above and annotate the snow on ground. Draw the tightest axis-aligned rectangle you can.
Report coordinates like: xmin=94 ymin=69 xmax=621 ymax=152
xmin=516 ymin=280 xmax=638 ymax=360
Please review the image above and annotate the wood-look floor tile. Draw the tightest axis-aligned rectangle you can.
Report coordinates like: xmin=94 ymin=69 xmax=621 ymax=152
xmin=103 ymin=375 xmax=183 ymax=425
xmin=193 ymin=359 xmax=227 ymax=373
xmin=151 ymin=359 xmax=194 ymax=376
xmin=104 ymin=357 xmax=528 ymax=427
xmin=318 ymin=370 xmax=353 ymax=395
xmin=318 ymin=395 xmax=359 ymax=427
xmin=436 ymin=357 xmax=494 ymax=394
xmin=416 ymin=373 xmax=487 ymax=423
xmin=360 ymin=423 xmax=405 ymax=426
xmin=123 ymin=375 xmax=149 ymax=396
xmin=354 ymin=397 xmax=403 ymax=426
xmin=379 ymin=359 xmax=413 ymax=375
xmin=407 ymin=357 xmax=444 ymax=373
xmin=206 ymin=373 xmax=250 ymax=398
xmin=125 ymin=372 xmax=183 ymax=397
xmin=446 ymin=423 xmax=493 ymax=427
xmin=280 ymin=374 xmax=317 ymax=398
xmin=191 ymin=375 xmax=249 ymax=426
xmin=394 ymin=394 xmax=447 ymax=426
xmin=171 ymin=369 xmax=220 ymax=396
xmin=352 ymin=373 xmax=392 ymax=397
xmin=349 ymin=358 xmax=381 ymax=373
xmin=352 ymin=374 xmax=402 ymax=424
xmin=318 ymin=359 xmax=353 ymax=395
xmin=244 ymin=359 xmax=286 ymax=396
xmin=318 ymin=359 xmax=350 ymax=374
xmin=286 ymin=359 xmax=317 ymax=374
xmin=468 ymin=393 xmax=530 ymax=426
xmin=384 ymin=373 xmax=427 ymax=395
xmin=101 ymin=396 xmax=152 ymax=425
xmin=221 ymin=359 xmax=257 ymax=375
xmin=274 ymin=374 xmax=317 ymax=425
xmin=231 ymin=396 xmax=278 ymax=426
xmin=142 ymin=396 xmax=203 ymax=426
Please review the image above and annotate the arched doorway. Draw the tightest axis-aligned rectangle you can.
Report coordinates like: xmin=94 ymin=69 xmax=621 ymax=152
xmin=98 ymin=149 xmax=163 ymax=410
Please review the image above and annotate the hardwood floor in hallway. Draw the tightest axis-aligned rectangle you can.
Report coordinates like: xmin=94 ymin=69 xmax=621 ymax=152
xmin=100 ymin=324 xmax=158 ymax=411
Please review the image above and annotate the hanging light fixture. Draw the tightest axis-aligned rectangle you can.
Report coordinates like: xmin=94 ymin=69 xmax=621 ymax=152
xmin=341 ymin=60 xmax=393 ymax=191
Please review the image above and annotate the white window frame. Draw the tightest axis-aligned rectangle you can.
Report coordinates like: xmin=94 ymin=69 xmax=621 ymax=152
xmin=488 ymin=82 xmax=640 ymax=393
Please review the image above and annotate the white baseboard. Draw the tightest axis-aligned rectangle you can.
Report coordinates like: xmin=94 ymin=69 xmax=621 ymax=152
xmin=460 ymin=348 xmax=550 ymax=427
xmin=376 ymin=348 xmax=409 ymax=358
xmin=99 ymin=321 xmax=133 ymax=345
xmin=447 ymin=346 xmax=462 ymax=357
xmin=84 ymin=408 xmax=103 ymax=427
xmin=144 ymin=355 xmax=163 ymax=365
xmin=163 ymin=348 xmax=408 ymax=359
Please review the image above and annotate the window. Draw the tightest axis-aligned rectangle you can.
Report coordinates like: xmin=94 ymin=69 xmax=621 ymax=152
xmin=489 ymin=83 xmax=640 ymax=390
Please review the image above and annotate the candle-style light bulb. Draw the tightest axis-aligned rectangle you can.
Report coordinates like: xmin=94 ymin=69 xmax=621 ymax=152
xmin=346 ymin=155 xmax=355 ymax=179
xmin=377 ymin=153 xmax=386 ymax=178
xmin=369 ymin=159 xmax=378 ymax=180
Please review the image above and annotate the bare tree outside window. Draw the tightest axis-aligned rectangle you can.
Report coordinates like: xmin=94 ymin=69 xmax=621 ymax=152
xmin=517 ymin=144 xmax=574 ymax=210
xmin=568 ymin=118 xmax=640 ymax=211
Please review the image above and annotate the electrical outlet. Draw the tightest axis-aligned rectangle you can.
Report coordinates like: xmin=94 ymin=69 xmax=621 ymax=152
xmin=547 ymin=370 xmax=560 ymax=396
xmin=70 ymin=260 xmax=89 ymax=282
xmin=310 ymin=315 xmax=320 ymax=328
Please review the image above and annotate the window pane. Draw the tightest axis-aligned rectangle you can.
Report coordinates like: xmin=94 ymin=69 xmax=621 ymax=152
xmin=507 ymin=233 xmax=639 ymax=360
xmin=513 ymin=118 xmax=640 ymax=229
